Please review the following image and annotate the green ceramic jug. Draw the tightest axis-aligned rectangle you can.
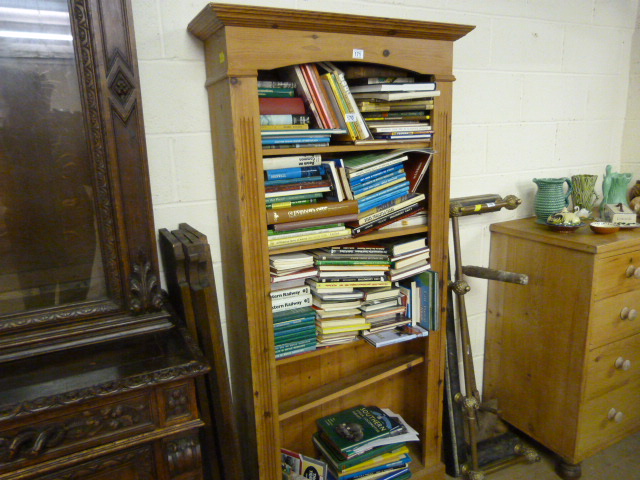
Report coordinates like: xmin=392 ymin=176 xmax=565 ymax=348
xmin=533 ymin=177 xmax=572 ymax=224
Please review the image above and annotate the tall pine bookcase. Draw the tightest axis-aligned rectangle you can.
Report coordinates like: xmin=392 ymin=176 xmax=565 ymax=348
xmin=188 ymin=5 xmax=473 ymax=479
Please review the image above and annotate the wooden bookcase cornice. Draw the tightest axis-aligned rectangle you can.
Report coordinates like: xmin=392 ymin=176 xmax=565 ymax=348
xmin=188 ymin=3 xmax=475 ymax=41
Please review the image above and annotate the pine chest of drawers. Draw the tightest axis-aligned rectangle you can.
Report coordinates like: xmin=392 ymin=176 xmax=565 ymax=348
xmin=484 ymin=218 xmax=640 ymax=477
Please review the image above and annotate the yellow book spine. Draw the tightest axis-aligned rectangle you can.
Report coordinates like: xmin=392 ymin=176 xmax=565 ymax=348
xmin=267 ymin=228 xmax=350 ymax=247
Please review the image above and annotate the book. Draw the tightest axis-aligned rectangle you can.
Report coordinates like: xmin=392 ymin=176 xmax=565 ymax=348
xmin=362 ymin=287 xmax=401 ymax=302
xmin=263 ymin=142 xmax=330 ymax=149
xmin=348 ymin=76 xmax=415 ymax=85
xmin=263 ymin=136 xmax=332 ymax=145
xmin=382 ymin=236 xmax=427 ymax=256
xmin=347 ymin=156 xmax=409 ymax=180
xmin=265 ymin=182 xmax=332 ymax=198
xmin=349 ymin=82 xmax=436 ymax=93
xmin=269 ymin=224 xmax=344 ymax=238
xmin=319 ymin=243 xmax=388 ymax=255
xmin=357 ymin=183 xmax=411 ymax=211
xmin=273 ymin=214 xmax=357 ymax=232
xmin=261 ymin=114 xmax=311 ymax=126
xmin=312 ymin=432 xmax=406 ymax=473
xmin=352 ymin=174 xmax=407 ymax=200
xmin=404 ymin=151 xmax=434 ymax=192
xmin=352 ymin=90 xmax=441 ymax=101
xmin=267 ymin=200 xmax=359 ymax=225
xmin=316 ymin=323 xmax=371 ymax=335
xmin=281 ymin=448 xmax=328 ymax=480
xmin=262 ymin=128 xmax=346 ymax=137
xmin=343 ymin=150 xmax=408 ymax=174
xmin=391 ymin=247 xmax=430 ymax=270
xmin=271 ymin=267 xmax=317 ymax=284
xmin=357 ymin=193 xmax=425 ymax=225
xmin=322 ymin=159 xmax=346 ymax=202
xmin=368 ymin=124 xmax=432 ymax=133
xmin=316 ymin=405 xmax=396 ymax=458
xmin=307 ymin=279 xmax=392 ymax=289
xmin=268 ymin=198 xmax=318 ymax=210
xmin=263 ymin=154 xmax=322 ymax=170
xmin=268 ymin=229 xmax=352 ymax=248
xmin=378 ymin=210 xmax=427 ymax=230
xmin=258 ymin=80 xmax=296 ymax=88
xmin=271 ymin=293 xmax=313 ymax=312
xmin=351 ymin=205 xmax=425 ymax=237
xmin=266 ymin=192 xmax=324 ymax=205
xmin=273 ymin=305 xmax=316 ymax=322
xmin=300 ymin=63 xmax=339 ymax=130
xmin=388 ymin=259 xmax=431 ymax=282
xmin=357 ymin=100 xmax=435 ymax=112
xmin=270 ymin=284 xmax=311 ymax=300
xmin=362 ymin=324 xmax=428 ymax=347
xmin=259 ymin=96 xmax=306 ymax=115
xmin=266 ymin=165 xmax=326 ymax=180
xmin=258 ymin=87 xmax=296 ymax=97
xmin=265 ymin=176 xmax=323 ymax=187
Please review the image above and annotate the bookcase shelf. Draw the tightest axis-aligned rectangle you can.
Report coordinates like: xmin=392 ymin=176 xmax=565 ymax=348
xmin=189 ymin=4 xmax=473 ymax=479
xmin=262 ymin=141 xmax=432 ymax=156
xmin=268 ymin=225 xmax=430 ymax=254
xmin=279 ymin=353 xmax=425 ymax=421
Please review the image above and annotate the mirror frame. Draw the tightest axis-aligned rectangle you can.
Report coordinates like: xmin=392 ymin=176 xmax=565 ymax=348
xmin=0 ymin=0 xmax=170 ymax=361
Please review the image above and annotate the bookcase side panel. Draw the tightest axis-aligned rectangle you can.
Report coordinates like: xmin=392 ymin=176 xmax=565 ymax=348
xmin=223 ymin=26 xmax=453 ymax=76
xmin=205 ymin=70 xmax=280 ymax=479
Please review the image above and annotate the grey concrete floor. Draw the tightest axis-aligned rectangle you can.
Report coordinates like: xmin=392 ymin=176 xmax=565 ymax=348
xmin=446 ymin=431 xmax=640 ymax=480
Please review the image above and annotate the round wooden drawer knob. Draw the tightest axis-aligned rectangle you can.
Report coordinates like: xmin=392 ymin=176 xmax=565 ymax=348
xmin=620 ymin=307 xmax=638 ymax=320
xmin=626 ymin=265 xmax=636 ymax=277
xmin=615 ymin=357 xmax=632 ymax=370
xmin=608 ymin=408 xmax=624 ymax=423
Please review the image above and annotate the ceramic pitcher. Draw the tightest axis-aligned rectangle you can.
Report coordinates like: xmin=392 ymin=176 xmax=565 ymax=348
xmin=533 ymin=177 xmax=573 ymax=223
xmin=571 ymin=174 xmax=598 ymax=218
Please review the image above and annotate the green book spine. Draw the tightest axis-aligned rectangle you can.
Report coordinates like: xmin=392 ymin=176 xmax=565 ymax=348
xmin=274 ymin=329 xmax=317 ymax=345
xmin=312 ymin=432 xmax=403 ymax=472
xmin=273 ymin=306 xmax=317 ymax=322
xmin=265 ymin=192 xmax=324 ymax=204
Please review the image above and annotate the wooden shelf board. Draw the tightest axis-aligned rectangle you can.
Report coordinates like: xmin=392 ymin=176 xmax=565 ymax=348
xmin=268 ymin=226 xmax=429 ymax=255
xmin=262 ymin=141 xmax=432 ymax=156
xmin=278 ymin=353 xmax=424 ymax=421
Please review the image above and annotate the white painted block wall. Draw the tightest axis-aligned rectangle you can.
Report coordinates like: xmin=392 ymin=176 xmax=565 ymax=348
xmin=131 ymin=0 xmax=640 ymax=392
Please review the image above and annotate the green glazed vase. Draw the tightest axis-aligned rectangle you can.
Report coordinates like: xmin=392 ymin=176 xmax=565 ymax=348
xmin=533 ymin=177 xmax=573 ymax=224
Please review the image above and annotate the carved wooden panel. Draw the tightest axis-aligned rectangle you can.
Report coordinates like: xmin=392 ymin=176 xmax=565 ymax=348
xmin=0 ymin=394 xmax=153 ymax=473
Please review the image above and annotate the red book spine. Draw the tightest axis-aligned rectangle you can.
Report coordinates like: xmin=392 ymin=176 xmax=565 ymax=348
xmin=259 ymin=97 xmax=306 ymax=115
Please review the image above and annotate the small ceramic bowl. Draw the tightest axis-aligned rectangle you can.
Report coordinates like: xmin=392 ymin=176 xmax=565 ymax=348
xmin=590 ymin=222 xmax=620 ymax=234
xmin=545 ymin=221 xmax=585 ymax=233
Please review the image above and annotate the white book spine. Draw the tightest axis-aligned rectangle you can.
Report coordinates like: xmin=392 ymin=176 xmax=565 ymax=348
xmin=270 ymin=285 xmax=311 ymax=300
xmin=271 ymin=293 xmax=313 ymax=312
xmin=263 ymin=154 xmax=322 ymax=170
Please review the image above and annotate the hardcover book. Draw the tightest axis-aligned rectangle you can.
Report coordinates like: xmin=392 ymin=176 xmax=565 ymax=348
xmin=316 ymin=405 xmax=394 ymax=457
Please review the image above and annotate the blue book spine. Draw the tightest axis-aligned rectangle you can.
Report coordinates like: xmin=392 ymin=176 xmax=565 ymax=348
xmin=415 ymin=271 xmax=432 ymax=329
xmin=358 ymin=188 xmax=410 ymax=213
xmin=349 ymin=163 xmax=404 ymax=187
xmin=262 ymin=136 xmax=331 ymax=145
xmin=264 ymin=175 xmax=323 ymax=186
xmin=357 ymin=182 xmax=410 ymax=210
xmin=265 ymin=165 xmax=326 ymax=180
xmin=351 ymin=171 xmax=407 ymax=195
xmin=273 ymin=316 xmax=317 ymax=331
xmin=341 ymin=457 xmax=411 ymax=480
xmin=274 ymin=323 xmax=317 ymax=337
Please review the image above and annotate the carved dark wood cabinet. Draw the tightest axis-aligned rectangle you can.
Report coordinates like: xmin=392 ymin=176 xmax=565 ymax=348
xmin=0 ymin=0 xmax=208 ymax=478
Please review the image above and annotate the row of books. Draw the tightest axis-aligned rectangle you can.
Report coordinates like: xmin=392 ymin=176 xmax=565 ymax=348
xmin=269 ymin=239 xmax=438 ymax=358
xmin=264 ymin=149 xmax=432 ymax=249
xmin=259 ymin=64 xmax=439 ymax=146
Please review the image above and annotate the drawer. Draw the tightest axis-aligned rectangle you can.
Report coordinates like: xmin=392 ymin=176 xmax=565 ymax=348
xmin=593 ymin=251 xmax=640 ymax=300
xmin=576 ymin=378 xmax=640 ymax=460
xmin=0 ymin=391 xmax=155 ymax=473
xmin=584 ymin=333 xmax=640 ymax=400
xmin=589 ymin=289 xmax=640 ymax=348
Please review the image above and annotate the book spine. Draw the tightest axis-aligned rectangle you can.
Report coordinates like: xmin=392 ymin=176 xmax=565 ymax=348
xmin=352 ymin=175 xmax=407 ymax=199
xmin=258 ymin=87 xmax=296 ymax=97
xmin=275 ymin=344 xmax=317 ymax=359
xmin=349 ymin=164 xmax=404 ymax=187
xmin=316 ymin=275 xmax=386 ymax=283
xmin=258 ymin=80 xmax=297 ymax=88
xmin=260 ymin=114 xmax=310 ymax=126
xmin=316 ymin=281 xmax=392 ymax=288
xmin=352 ymin=205 xmax=423 ymax=237
xmin=271 ymin=293 xmax=313 ymax=312
xmin=347 ymin=156 xmax=408 ymax=179
xmin=264 ymin=176 xmax=323 ymax=187
xmin=300 ymin=63 xmax=331 ymax=129
xmin=358 ymin=187 xmax=410 ymax=212
xmin=269 ymin=225 xmax=345 ymax=239
xmin=273 ymin=214 xmax=357 ymax=231
xmin=358 ymin=194 xmax=425 ymax=225
xmin=263 ymin=154 xmax=322 ymax=170
xmin=267 ymin=229 xmax=351 ymax=247
xmin=267 ymin=199 xmax=317 ymax=210
xmin=270 ymin=285 xmax=311 ymax=300
xmin=262 ymin=136 xmax=331 ymax=145
xmin=264 ymin=179 xmax=331 ymax=194
xmin=265 ymin=192 xmax=323 ymax=204
xmin=266 ymin=200 xmax=358 ymax=225
xmin=259 ymin=96 xmax=306 ymax=115
xmin=315 ymin=259 xmax=390 ymax=265
xmin=265 ymin=165 xmax=326 ymax=180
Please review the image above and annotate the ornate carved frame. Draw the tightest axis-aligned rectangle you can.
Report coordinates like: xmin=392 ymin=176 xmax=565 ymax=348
xmin=0 ymin=0 xmax=170 ymax=361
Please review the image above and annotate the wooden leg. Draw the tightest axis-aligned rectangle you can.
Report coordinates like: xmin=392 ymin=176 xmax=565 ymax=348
xmin=556 ymin=458 xmax=582 ymax=479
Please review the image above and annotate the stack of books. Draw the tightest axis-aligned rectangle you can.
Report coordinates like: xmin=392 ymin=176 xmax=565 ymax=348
xmin=359 ymin=286 xmax=409 ymax=334
xmin=264 ymin=154 xmax=357 ymax=249
xmin=312 ymin=405 xmax=418 ymax=480
xmin=350 ymin=76 xmax=438 ymax=141
xmin=270 ymin=252 xmax=318 ymax=359
xmin=314 ymin=300 xmax=369 ymax=347
xmin=382 ymin=236 xmax=431 ymax=282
